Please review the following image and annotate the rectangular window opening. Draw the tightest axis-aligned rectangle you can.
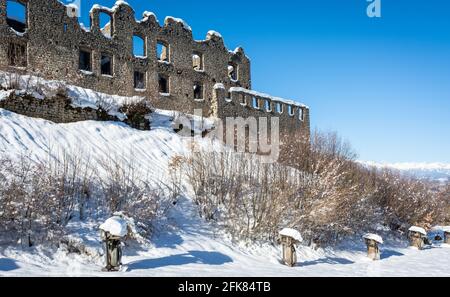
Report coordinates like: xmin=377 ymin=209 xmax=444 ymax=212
xmin=79 ymin=49 xmax=92 ymax=72
xmin=101 ymin=54 xmax=112 ymax=76
xmin=159 ymin=74 xmax=169 ymax=94
xmin=8 ymin=42 xmax=27 ymax=67
xmin=194 ymin=83 xmax=204 ymax=100
xmin=134 ymin=71 xmax=146 ymax=90
xmin=157 ymin=41 xmax=169 ymax=62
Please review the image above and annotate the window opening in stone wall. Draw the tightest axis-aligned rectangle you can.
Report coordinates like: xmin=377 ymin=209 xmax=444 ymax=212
xmin=159 ymin=74 xmax=169 ymax=94
xmin=299 ymin=108 xmax=304 ymax=121
xmin=193 ymin=83 xmax=204 ymax=100
xmin=157 ymin=41 xmax=169 ymax=62
xmin=133 ymin=35 xmax=146 ymax=57
xmin=228 ymin=62 xmax=238 ymax=81
xmin=6 ymin=0 xmax=27 ymax=33
xmin=79 ymin=49 xmax=92 ymax=72
xmin=8 ymin=42 xmax=27 ymax=67
xmin=240 ymin=94 xmax=246 ymax=105
xmin=265 ymin=100 xmax=272 ymax=112
xmin=193 ymin=52 xmax=203 ymax=71
xmin=99 ymin=12 xmax=113 ymax=38
xmin=134 ymin=71 xmax=146 ymax=90
xmin=276 ymin=102 xmax=283 ymax=114
xmin=288 ymin=105 xmax=294 ymax=116
xmin=101 ymin=54 xmax=112 ymax=76
xmin=252 ymin=97 xmax=259 ymax=109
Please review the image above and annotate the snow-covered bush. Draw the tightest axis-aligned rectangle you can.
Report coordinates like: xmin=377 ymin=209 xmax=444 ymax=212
xmin=97 ymin=155 xmax=174 ymax=239
xmin=181 ymin=130 xmax=448 ymax=245
xmin=0 ymin=154 xmax=94 ymax=246
xmin=0 ymin=151 xmax=175 ymax=246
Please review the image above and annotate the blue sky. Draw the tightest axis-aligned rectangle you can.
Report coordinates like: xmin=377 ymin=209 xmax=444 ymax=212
xmin=27 ymin=1 xmax=450 ymax=162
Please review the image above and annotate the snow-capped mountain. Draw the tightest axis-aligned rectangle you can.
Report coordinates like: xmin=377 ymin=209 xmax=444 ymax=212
xmin=360 ymin=161 xmax=450 ymax=182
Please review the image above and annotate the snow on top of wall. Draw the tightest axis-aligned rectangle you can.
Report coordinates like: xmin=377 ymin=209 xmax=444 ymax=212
xmin=90 ymin=1 xmax=132 ymax=14
xmin=279 ymin=228 xmax=303 ymax=242
xmin=229 ymin=87 xmax=308 ymax=109
xmin=363 ymin=233 xmax=383 ymax=244
xmin=207 ymin=30 xmax=223 ymax=39
xmin=165 ymin=16 xmax=192 ymax=31
xmin=409 ymin=226 xmax=427 ymax=236
xmin=141 ymin=11 xmax=159 ymax=23
xmin=0 ymin=71 xmax=145 ymax=121
xmin=214 ymin=83 xmax=225 ymax=90
xmin=99 ymin=216 xmax=128 ymax=237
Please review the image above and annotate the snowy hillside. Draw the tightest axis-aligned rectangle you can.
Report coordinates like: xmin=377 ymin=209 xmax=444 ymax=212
xmin=1 ymin=109 xmax=449 ymax=277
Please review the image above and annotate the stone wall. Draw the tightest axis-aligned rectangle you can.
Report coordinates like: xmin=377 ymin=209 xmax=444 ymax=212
xmin=0 ymin=91 xmax=151 ymax=129
xmin=0 ymin=0 xmax=251 ymax=117
xmin=0 ymin=0 xmax=311 ymax=163
xmin=0 ymin=92 xmax=101 ymax=123
xmin=213 ymin=85 xmax=310 ymax=166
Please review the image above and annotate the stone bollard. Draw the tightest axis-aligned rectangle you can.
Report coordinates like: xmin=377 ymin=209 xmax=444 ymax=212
xmin=408 ymin=226 xmax=427 ymax=250
xmin=363 ymin=234 xmax=383 ymax=260
xmin=278 ymin=228 xmax=303 ymax=267
xmin=99 ymin=215 xmax=128 ymax=272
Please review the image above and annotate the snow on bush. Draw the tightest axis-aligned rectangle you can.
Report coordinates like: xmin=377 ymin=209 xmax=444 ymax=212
xmin=178 ymin=130 xmax=448 ymax=245
xmin=0 ymin=150 xmax=176 ymax=246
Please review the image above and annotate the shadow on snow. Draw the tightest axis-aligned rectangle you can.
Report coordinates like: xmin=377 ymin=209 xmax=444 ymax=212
xmin=300 ymin=257 xmax=354 ymax=267
xmin=127 ymin=251 xmax=233 ymax=270
xmin=0 ymin=258 xmax=20 ymax=271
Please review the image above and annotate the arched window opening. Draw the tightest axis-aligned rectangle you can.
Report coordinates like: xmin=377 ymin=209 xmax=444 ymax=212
xmin=228 ymin=62 xmax=238 ymax=81
xmin=6 ymin=0 xmax=27 ymax=33
xmin=299 ymin=108 xmax=305 ymax=121
xmin=252 ymin=97 xmax=259 ymax=109
xmin=264 ymin=100 xmax=272 ymax=112
xmin=288 ymin=105 xmax=295 ymax=116
xmin=193 ymin=52 xmax=203 ymax=71
xmin=276 ymin=102 xmax=283 ymax=114
xmin=99 ymin=12 xmax=113 ymax=38
xmin=240 ymin=94 xmax=247 ymax=106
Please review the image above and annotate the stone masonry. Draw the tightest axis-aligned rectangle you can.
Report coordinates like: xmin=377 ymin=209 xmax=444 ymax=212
xmin=0 ymin=0 xmax=310 ymax=164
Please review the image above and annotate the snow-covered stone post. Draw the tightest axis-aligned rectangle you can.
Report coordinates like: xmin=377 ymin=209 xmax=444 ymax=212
xmin=363 ymin=234 xmax=383 ymax=260
xmin=99 ymin=215 xmax=128 ymax=272
xmin=408 ymin=226 xmax=427 ymax=250
xmin=278 ymin=228 xmax=303 ymax=267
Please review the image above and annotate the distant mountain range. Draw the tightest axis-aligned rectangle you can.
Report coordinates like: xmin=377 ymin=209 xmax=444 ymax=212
xmin=359 ymin=161 xmax=450 ymax=182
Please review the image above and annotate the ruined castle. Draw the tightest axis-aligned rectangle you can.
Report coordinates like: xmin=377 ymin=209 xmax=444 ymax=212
xmin=0 ymin=0 xmax=310 ymax=162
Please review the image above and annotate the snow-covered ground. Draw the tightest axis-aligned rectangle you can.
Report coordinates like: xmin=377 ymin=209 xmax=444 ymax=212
xmin=1 ymin=109 xmax=449 ymax=277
